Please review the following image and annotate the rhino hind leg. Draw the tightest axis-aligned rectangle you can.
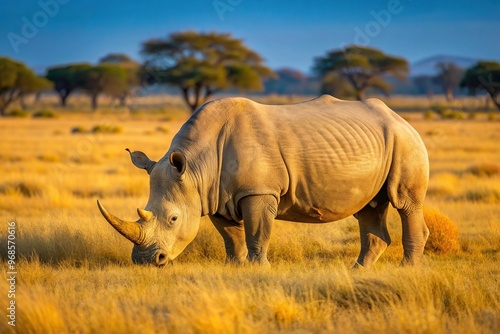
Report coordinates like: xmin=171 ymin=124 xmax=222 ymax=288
xmin=209 ymin=214 xmax=248 ymax=264
xmin=354 ymin=200 xmax=391 ymax=269
xmin=387 ymin=140 xmax=430 ymax=266
xmin=240 ymin=195 xmax=278 ymax=266
xmin=398 ymin=207 xmax=429 ymax=266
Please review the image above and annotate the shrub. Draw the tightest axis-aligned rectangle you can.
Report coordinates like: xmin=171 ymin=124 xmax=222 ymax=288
xmin=91 ymin=124 xmax=123 ymax=134
xmin=71 ymin=126 xmax=87 ymax=134
xmin=7 ymin=109 xmax=29 ymax=117
xmin=37 ymin=154 xmax=60 ymax=163
xmin=156 ymin=126 xmax=169 ymax=134
xmin=466 ymin=163 xmax=500 ymax=177
xmin=0 ymin=181 xmax=43 ymax=197
xmin=463 ymin=187 xmax=500 ymax=204
xmin=423 ymin=207 xmax=460 ymax=254
xmin=430 ymin=104 xmax=448 ymax=114
xmin=33 ymin=109 xmax=58 ymax=118
xmin=438 ymin=109 xmax=466 ymax=120
xmin=423 ymin=110 xmax=436 ymax=120
xmin=487 ymin=113 xmax=496 ymax=121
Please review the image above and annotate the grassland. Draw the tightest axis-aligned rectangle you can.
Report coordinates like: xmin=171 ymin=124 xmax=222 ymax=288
xmin=1 ymin=95 xmax=499 ymax=333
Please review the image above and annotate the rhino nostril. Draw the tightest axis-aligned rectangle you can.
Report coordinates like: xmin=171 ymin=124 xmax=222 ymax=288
xmin=156 ymin=252 xmax=168 ymax=267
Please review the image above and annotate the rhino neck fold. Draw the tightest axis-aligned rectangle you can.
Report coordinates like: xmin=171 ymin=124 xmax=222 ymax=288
xmin=171 ymin=140 xmax=221 ymax=218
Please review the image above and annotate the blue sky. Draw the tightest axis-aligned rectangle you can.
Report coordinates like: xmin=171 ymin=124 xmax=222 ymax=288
xmin=1 ymin=0 xmax=499 ymax=74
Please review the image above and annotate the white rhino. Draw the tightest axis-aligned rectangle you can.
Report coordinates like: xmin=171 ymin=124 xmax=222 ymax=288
xmin=98 ymin=95 xmax=429 ymax=268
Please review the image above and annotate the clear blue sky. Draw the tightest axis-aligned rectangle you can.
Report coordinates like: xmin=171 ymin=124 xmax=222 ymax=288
xmin=1 ymin=0 xmax=499 ymax=74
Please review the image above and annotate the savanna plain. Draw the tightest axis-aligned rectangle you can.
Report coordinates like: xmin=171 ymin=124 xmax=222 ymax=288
xmin=1 ymin=95 xmax=499 ymax=333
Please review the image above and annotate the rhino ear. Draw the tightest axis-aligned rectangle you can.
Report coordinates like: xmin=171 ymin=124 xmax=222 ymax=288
xmin=126 ymin=148 xmax=156 ymax=175
xmin=169 ymin=151 xmax=186 ymax=176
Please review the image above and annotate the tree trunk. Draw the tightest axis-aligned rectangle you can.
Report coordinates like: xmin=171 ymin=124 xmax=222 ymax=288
xmin=119 ymin=94 xmax=127 ymax=107
xmin=181 ymin=87 xmax=202 ymax=113
xmin=490 ymin=92 xmax=500 ymax=111
xmin=91 ymin=94 xmax=98 ymax=110
xmin=60 ymin=94 xmax=68 ymax=107
xmin=355 ymin=89 xmax=366 ymax=101
xmin=20 ymin=94 xmax=27 ymax=110
xmin=445 ymin=87 xmax=454 ymax=102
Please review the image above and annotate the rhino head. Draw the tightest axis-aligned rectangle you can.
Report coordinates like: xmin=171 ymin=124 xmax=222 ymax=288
xmin=97 ymin=148 xmax=201 ymax=267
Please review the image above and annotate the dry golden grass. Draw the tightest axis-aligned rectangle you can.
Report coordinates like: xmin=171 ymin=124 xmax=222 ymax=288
xmin=1 ymin=95 xmax=500 ymax=333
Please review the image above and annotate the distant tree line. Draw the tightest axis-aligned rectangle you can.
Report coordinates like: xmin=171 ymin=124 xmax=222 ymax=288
xmin=1 ymin=30 xmax=500 ymax=115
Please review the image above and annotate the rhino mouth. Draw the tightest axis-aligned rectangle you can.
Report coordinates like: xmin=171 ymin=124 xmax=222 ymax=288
xmin=132 ymin=245 xmax=171 ymax=267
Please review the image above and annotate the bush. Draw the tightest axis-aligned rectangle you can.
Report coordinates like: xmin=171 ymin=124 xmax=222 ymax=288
xmin=156 ymin=126 xmax=169 ymax=134
xmin=7 ymin=109 xmax=29 ymax=117
xmin=438 ymin=109 xmax=466 ymax=120
xmin=423 ymin=207 xmax=460 ymax=254
xmin=487 ymin=113 xmax=496 ymax=121
xmin=423 ymin=110 xmax=435 ymax=120
xmin=71 ymin=126 xmax=88 ymax=134
xmin=463 ymin=187 xmax=500 ymax=204
xmin=0 ymin=181 xmax=43 ymax=197
xmin=466 ymin=163 xmax=500 ymax=177
xmin=91 ymin=124 xmax=123 ymax=134
xmin=33 ymin=109 xmax=58 ymax=118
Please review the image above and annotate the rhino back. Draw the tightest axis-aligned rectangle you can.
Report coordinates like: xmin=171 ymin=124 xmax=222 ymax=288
xmin=171 ymin=96 xmax=417 ymax=223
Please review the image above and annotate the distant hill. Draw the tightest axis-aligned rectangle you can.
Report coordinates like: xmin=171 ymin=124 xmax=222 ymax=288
xmin=410 ymin=55 xmax=478 ymax=77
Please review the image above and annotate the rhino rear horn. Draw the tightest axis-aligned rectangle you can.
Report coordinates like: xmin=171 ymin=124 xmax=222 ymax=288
xmin=126 ymin=148 xmax=156 ymax=174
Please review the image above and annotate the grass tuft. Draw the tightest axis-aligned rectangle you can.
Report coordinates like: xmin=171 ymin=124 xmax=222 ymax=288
xmin=33 ymin=109 xmax=58 ymax=118
xmin=91 ymin=124 xmax=123 ymax=134
xmin=6 ymin=109 xmax=29 ymax=117
xmin=466 ymin=163 xmax=500 ymax=177
xmin=0 ymin=181 xmax=43 ymax=197
xmin=424 ymin=207 xmax=460 ymax=254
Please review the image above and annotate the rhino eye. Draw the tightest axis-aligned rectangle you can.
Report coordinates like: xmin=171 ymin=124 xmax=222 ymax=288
xmin=171 ymin=216 xmax=178 ymax=222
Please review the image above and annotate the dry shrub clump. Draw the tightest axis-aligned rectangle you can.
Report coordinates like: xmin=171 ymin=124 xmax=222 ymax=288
xmin=466 ymin=163 xmax=500 ymax=177
xmin=424 ymin=207 xmax=460 ymax=254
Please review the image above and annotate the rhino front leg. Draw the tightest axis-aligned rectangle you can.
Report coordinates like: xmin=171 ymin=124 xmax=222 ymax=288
xmin=354 ymin=201 xmax=391 ymax=269
xmin=240 ymin=195 xmax=277 ymax=266
xmin=209 ymin=214 xmax=248 ymax=264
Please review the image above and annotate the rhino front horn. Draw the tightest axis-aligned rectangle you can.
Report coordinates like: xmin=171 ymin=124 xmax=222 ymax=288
xmin=97 ymin=200 xmax=145 ymax=245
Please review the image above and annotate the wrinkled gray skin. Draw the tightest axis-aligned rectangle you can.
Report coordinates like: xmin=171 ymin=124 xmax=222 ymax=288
xmin=98 ymin=95 xmax=429 ymax=268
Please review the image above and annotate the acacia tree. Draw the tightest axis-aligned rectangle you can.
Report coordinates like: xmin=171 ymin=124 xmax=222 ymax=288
xmin=460 ymin=61 xmax=500 ymax=110
xmin=433 ymin=62 xmax=465 ymax=102
xmin=46 ymin=63 xmax=91 ymax=106
xmin=313 ymin=45 xmax=408 ymax=100
xmin=141 ymin=31 xmax=275 ymax=112
xmin=79 ymin=64 xmax=128 ymax=110
xmin=99 ymin=53 xmax=139 ymax=106
xmin=0 ymin=57 xmax=51 ymax=115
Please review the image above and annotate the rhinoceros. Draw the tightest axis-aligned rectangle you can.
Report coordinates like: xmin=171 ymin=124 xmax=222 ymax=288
xmin=97 ymin=95 xmax=429 ymax=268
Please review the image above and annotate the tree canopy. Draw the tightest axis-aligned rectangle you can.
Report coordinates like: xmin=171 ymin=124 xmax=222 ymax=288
xmin=99 ymin=53 xmax=140 ymax=106
xmin=46 ymin=63 xmax=92 ymax=106
xmin=45 ymin=54 xmax=138 ymax=110
xmin=460 ymin=61 xmax=500 ymax=110
xmin=141 ymin=30 xmax=275 ymax=112
xmin=79 ymin=64 xmax=129 ymax=110
xmin=313 ymin=45 xmax=408 ymax=100
xmin=0 ymin=57 xmax=51 ymax=115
